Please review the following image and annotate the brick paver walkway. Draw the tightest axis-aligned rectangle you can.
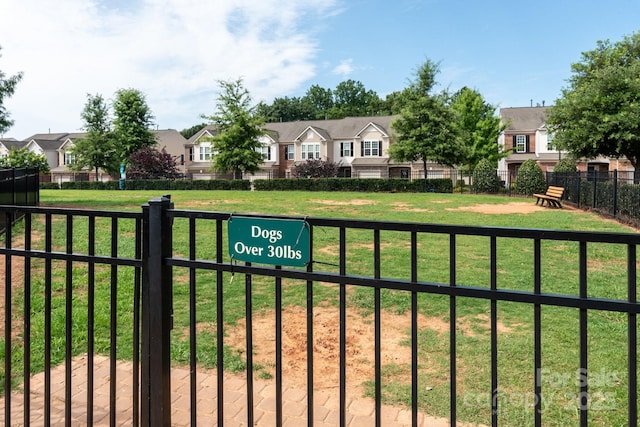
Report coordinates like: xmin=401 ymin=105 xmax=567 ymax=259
xmin=1 ymin=355 xmax=478 ymax=426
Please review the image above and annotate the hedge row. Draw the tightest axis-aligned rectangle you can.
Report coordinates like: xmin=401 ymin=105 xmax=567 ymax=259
xmin=253 ymin=178 xmax=453 ymax=193
xmin=49 ymin=179 xmax=251 ymax=190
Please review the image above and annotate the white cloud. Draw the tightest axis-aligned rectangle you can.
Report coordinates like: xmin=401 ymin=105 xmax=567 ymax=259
xmin=0 ymin=0 xmax=340 ymax=138
xmin=332 ymin=59 xmax=354 ymax=77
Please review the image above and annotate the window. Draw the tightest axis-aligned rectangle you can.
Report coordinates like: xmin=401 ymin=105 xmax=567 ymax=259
xmin=514 ymin=135 xmax=528 ymax=153
xmin=257 ymin=145 xmax=271 ymax=160
xmin=340 ymin=142 xmax=353 ymax=157
xmin=301 ymin=143 xmax=320 ymax=160
xmin=361 ymin=140 xmax=381 ymax=157
xmin=199 ymin=145 xmax=213 ymax=161
xmin=285 ymin=144 xmax=294 ymax=160
xmin=64 ymin=152 xmax=75 ymax=165
xmin=546 ymin=133 xmax=554 ymax=150
xmin=188 ymin=147 xmax=193 ymax=162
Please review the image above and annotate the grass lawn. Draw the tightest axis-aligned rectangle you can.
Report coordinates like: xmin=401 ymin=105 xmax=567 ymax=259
xmin=2 ymin=189 xmax=638 ymax=426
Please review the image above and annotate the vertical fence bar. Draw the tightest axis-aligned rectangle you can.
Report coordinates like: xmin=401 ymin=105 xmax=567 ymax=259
xmin=275 ymin=265 xmax=283 ymax=427
xmin=132 ymin=216 xmax=142 ymax=427
xmin=374 ymin=229 xmax=381 ymax=427
xmin=189 ymin=218 xmax=197 ymax=427
xmin=216 ymin=219 xmax=224 ymax=426
xmin=4 ymin=211 xmax=12 ymax=427
xmin=23 ymin=213 xmax=31 ymax=427
xmin=449 ymin=234 xmax=457 ymax=425
xmin=579 ymin=241 xmax=588 ymax=427
xmin=339 ymin=227 xmax=347 ymax=427
xmin=110 ymin=217 xmax=118 ymax=427
xmin=612 ymin=169 xmax=618 ymax=217
xmin=306 ymin=226 xmax=314 ymax=427
xmin=44 ymin=213 xmax=52 ymax=426
xmin=245 ymin=262 xmax=254 ymax=426
xmin=628 ymin=244 xmax=637 ymax=423
xmin=411 ymin=231 xmax=418 ymax=427
xmin=65 ymin=215 xmax=73 ymax=427
xmin=533 ymin=239 xmax=542 ymax=427
xmin=141 ymin=196 xmax=173 ymax=427
xmin=87 ymin=216 xmax=95 ymax=426
xmin=490 ymin=236 xmax=498 ymax=427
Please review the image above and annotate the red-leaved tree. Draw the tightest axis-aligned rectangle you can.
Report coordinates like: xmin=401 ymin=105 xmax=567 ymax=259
xmin=126 ymin=147 xmax=180 ymax=180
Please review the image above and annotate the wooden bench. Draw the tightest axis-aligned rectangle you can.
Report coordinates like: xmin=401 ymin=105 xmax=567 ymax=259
xmin=533 ymin=186 xmax=564 ymax=208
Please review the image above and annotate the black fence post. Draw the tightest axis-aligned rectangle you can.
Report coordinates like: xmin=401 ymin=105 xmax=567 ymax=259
xmin=141 ymin=195 xmax=174 ymax=427
xmin=613 ymin=169 xmax=618 ymax=218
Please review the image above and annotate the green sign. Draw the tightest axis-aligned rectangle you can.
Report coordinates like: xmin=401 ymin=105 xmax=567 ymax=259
xmin=228 ymin=216 xmax=310 ymax=267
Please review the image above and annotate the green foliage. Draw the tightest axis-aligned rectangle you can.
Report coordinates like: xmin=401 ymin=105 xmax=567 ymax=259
xmin=292 ymin=159 xmax=339 ymax=178
xmin=547 ymin=30 xmax=640 ymax=171
xmin=389 ymin=59 xmax=463 ymax=172
xmin=0 ymin=46 xmax=23 ymax=134
xmin=203 ymin=79 xmax=265 ymax=178
xmin=112 ymin=88 xmax=156 ymax=163
xmin=451 ymin=87 xmax=508 ymax=171
xmin=0 ymin=147 xmax=50 ymax=173
xmin=514 ymin=159 xmax=547 ymax=195
xmin=179 ymin=123 xmax=208 ymax=139
xmin=253 ymin=178 xmax=453 ymax=193
xmin=59 ymin=179 xmax=250 ymax=190
xmin=472 ymin=158 xmax=501 ymax=193
xmin=553 ymin=157 xmax=578 ymax=173
xmin=71 ymin=93 xmax=119 ymax=178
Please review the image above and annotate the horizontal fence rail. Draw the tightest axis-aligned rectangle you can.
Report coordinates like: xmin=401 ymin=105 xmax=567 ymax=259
xmin=0 ymin=197 xmax=639 ymax=426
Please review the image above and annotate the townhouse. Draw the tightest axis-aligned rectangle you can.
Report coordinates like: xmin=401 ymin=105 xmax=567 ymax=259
xmin=498 ymin=106 xmax=635 ymax=179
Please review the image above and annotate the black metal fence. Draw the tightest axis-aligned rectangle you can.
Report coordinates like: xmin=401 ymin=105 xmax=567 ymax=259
xmin=0 ymin=168 xmax=39 ymax=233
xmin=0 ymin=196 xmax=639 ymax=426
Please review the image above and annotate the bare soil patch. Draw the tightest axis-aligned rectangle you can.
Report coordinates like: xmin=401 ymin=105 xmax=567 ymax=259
xmin=223 ymin=305 xmax=514 ymax=394
xmin=447 ymin=201 xmax=548 ymax=214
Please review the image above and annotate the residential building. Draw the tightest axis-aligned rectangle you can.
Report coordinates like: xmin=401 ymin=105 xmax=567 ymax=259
xmin=497 ymin=106 xmax=635 ymax=179
xmin=186 ymin=115 xmax=451 ymax=180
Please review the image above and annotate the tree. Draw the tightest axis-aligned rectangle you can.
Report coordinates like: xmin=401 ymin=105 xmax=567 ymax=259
xmin=126 ymin=147 xmax=179 ymax=180
xmin=328 ymin=80 xmax=383 ymax=118
xmin=547 ymin=31 xmax=640 ymax=171
xmin=70 ymin=93 xmax=118 ymax=179
xmin=203 ymin=79 xmax=266 ymax=179
xmin=0 ymin=147 xmax=50 ymax=173
xmin=451 ymin=87 xmax=508 ymax=172
xmin=112 ymin=88 xmax=156 ymax=164
xmin=304 ymin=85 xmax=334 ymax=119
xmin=292 ymin=158 xmax=340 ymax=178
xmin=180 ymin=122 xmax=208 ymax=139
xmin=0 ymin=46 xmax=23 ymax=135
xmin=389 ymin=59 xmax=462 ymax=177
xmin=473 ymin=158 xmax=501 ymax=193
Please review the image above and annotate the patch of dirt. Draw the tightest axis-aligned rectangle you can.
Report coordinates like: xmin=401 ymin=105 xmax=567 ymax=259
xmin=223 ymin=305 xmax=514 ymax=393
xmin=309 ymin=199 xmax=377 ymax=206
xmin=447 ymin=202 xmax=549 ymax=214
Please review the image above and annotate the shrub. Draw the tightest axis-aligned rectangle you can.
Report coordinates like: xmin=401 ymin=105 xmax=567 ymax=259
xmin=292 ymin=159 xmax=340 ymax=178
xmin=473 ymin=159 xmax=501 ymax=193
xmin=253 ymin=178 xmax=452 ymax=193
xmin=514 ymin=159 xmax=547 ymax=196
xmin=554 ymin=158 xmax=577 ymax=173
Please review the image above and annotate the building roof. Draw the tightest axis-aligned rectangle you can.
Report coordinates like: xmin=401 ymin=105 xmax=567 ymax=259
xmin=501 ymin=107 xmax=550 ymax=132
xmin=189 ymin=116 xmax=398 ymax=145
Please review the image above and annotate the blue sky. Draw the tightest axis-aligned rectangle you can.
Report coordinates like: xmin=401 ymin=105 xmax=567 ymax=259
xmin=1 ymin=0 xmax=639 ymax=140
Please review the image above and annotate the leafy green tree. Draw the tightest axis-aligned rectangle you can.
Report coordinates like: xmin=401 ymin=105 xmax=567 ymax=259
xmin=0 ymin=46 xmax=23 ymax=135
xmin=547 ymin=31 xmax=640 ymax=171
xmin=180 ymin=123 xmax=208 ymax=139
xmin=451 ymin=87 xmax=508 ymax=172
xmin=203 ymin=79 xmax=266 ymax=179
xmin=0 ymin=147 xmax=50 ymax=173
xmin=389 ymin=59 xmax=462 ymax=177
xmin=303 ymin=85 xmax=334 ymax=119
xmin=112 ymin=88 xmax=156 ymax=164
xmin=514 ymin=159 xmax=547 ymax=196
xmin=70 ymin=93 xmax=118 ymax=179
xmin=328 ymin=80 xmax=382 ymax=118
